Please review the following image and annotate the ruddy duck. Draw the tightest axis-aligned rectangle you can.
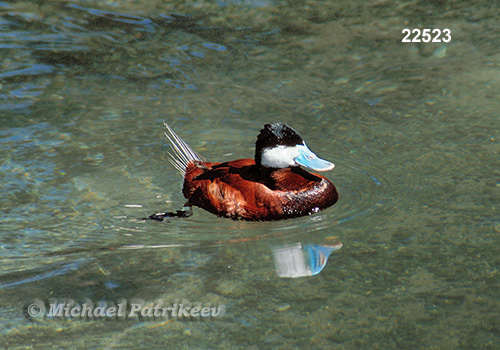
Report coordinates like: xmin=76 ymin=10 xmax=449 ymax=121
xmin=151 ymin=122 xmax=338 ymax=221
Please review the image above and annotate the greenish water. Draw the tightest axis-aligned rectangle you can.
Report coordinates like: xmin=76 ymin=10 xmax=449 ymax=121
xmin=1 ymin=0 xmax=499 ymax=349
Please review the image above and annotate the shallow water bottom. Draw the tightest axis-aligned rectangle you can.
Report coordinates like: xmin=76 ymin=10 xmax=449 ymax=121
xmin=1 ymin=0 xmax=500 ymax=349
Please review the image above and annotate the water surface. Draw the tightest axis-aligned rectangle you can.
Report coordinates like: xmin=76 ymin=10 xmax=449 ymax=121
xmin=1 ymin=0 xmax=499 ymax=349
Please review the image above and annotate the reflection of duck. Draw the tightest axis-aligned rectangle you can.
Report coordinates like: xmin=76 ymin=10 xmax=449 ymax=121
xmin=163 ymin=122 xmax=338 ymax=221
xmin=273 ymin=242 xmax=343 ymax=278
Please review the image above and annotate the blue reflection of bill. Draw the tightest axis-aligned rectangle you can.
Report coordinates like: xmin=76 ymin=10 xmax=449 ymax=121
xmin=273 ymin=242 xmax=342 ymax=278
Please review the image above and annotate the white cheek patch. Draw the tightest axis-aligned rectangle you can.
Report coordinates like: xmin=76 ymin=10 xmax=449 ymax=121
xmin=261 ymin=145 xmax=299 ymax=168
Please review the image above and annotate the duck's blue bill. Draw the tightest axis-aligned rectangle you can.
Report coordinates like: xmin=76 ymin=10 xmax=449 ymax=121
xmin=295 ymin=144 xmax=335 ymax=171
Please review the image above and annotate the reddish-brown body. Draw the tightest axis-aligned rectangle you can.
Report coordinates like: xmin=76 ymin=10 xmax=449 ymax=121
xmin=182 ymin=159 xmax=338 ymax=221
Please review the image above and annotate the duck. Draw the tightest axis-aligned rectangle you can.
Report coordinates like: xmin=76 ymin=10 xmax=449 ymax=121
xmin=149 ymin=122 xmax=338 ymax=221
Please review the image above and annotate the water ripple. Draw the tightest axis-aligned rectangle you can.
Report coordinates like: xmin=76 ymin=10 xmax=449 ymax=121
xmin=119 ymin=156 xmax=389 ymax=245
xmin=0 ymin=63 xmax=54 ymax=79
xmin=66 ymin=4 xmax=154 ymax=28
xmin=0 ymin=258 xmax=90 ymax=290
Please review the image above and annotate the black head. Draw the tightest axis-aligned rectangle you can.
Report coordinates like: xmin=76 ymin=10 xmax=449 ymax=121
xmin=254 ymin=123 xmax=304 ymax=166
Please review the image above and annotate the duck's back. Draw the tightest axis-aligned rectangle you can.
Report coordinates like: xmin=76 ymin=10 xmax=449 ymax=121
xmin=182 ymin=159 xmax=338 ymax=220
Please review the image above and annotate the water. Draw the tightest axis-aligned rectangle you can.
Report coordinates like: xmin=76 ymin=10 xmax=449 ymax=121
xmin=1 ymin=0 xmax=499 ymax=348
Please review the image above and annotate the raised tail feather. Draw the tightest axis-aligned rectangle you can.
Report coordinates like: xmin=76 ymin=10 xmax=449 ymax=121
xmin=164 ymin=122 xmax=204 ymax=176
